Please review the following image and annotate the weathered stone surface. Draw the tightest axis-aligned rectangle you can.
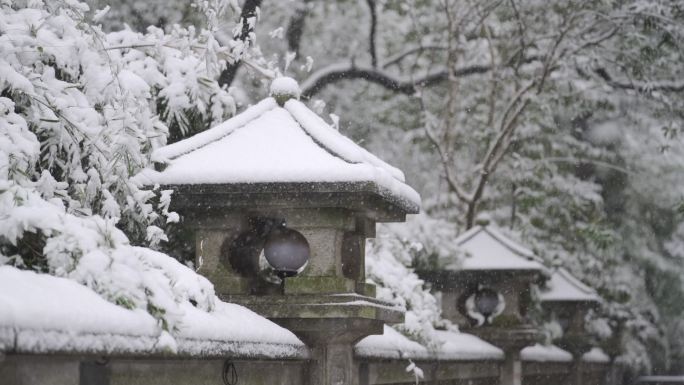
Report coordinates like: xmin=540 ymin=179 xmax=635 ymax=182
xmin=0 ymin=351 xmax=612 ymax=385
xmin=283 ymin=276 xmax=356 ymax=295
xmin=0 ymin=355 xmax=79 ymax=385
xmin=109 ymin=359 xmax=305 ymax=385
xmin=167 ymin=182 xmax=417 ymax=221
xmin=362 ymin=360 xmax=501 ymax=385
xmin=225 ymin=293 xmax=403 ymax=324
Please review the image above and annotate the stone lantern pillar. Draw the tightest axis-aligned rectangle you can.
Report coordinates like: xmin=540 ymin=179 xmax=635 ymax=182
xmin=135 ymin=77 xmax=420 ymax=385
xmin=418 ymin=216 xmax=547 ymax=385
xmin=540 ymin=268 xmax=601 ymax=385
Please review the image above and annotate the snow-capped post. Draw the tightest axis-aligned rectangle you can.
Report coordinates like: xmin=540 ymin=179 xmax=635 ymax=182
xmin=540 ymin=268 xmax=602 ymax=385
xmin=416 ymin=213 xmax=548 ymax=385
xmin=134 ymin=76 xmax=420 ymax=385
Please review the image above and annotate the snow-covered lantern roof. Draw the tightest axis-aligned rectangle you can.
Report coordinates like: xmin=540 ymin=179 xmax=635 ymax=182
xmin=540 ymin=268 xmax=600 ymax=304
xmin=418 ymin=215 xmax=546 ymax=353
xmin=134 ymin=77 xmax=416 ymax=385
xmin=136 ymin=76 xmax=419 ymax=220
xmin=449 ymin=216 xmax=549 ymax=274
xmin=540 ymin=268 xmax=602 ymax=356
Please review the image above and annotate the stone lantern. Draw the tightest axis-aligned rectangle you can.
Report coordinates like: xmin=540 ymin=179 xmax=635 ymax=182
xmin=540 ymin=267 xmax=601 ymax=385
xmin=135 ymin=77 xmax=420 ymax=385
xmin=418 ymin=216 xmax=548 ymax=385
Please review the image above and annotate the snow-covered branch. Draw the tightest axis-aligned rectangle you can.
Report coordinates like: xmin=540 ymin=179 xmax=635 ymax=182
xmin=595 ymin=68 xmax=684 ymax=93
xmin=300 ymin=62 xmax=490 ymax=98
xmin=218 ymin=0 xmax=262 ymax=87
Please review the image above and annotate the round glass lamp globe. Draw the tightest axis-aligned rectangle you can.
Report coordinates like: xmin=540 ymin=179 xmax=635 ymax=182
xmin=264 ymin=227 xmax=310 ymax=277
xmin=474 ymin=288 xmax=500 ymax=317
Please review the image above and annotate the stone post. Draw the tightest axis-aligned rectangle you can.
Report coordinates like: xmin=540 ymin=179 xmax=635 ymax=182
xmin=277 ymin=318 xmax=386 ymax=385
xmin=500 ymin=349 xmax=522 ymax=385
xmin=567 ymin=358 xmax=583 ymax=385
xmin=474 ymin=327 xmax=541 ymax=385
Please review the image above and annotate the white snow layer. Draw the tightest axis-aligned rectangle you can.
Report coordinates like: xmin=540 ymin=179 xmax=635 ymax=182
xmin=270 ymin=76 xmax=301 ymax=98
xmin=355 ymin=326 xmax=503 ymax=361
xmin=521 ymin=343 xmax=573 ymax=362
xmin=449 ymin=225 xmax=548 ymax=272
xmin=135 ymin=97 xmax=420 ymax=209
xmin=355 ymin=325 xmax=428 ymax=359
xmin=151 ymin=98 xmax=278 ymax=162
xmin=582 ymin=347 xmax=610 ymax=363
xmin=540 ymin=268 xmax=601 ymax=302
xmin=434 ymin=330 xmax=504 ymax=360
xmin=0 ymin=266 xmax=306 ymax=358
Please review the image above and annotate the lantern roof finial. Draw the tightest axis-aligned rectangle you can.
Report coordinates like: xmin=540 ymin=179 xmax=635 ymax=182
xmin=474 ymin=212 xmax=491 ymax=227
xmin=270 ymin=76 xmax=301 ymax=105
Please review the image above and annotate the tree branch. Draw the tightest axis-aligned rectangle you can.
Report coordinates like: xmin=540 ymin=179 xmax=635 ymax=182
xmin=420 ymin=100 xmax=472 ymax=204
xmin=300 ymin=62 xmax=490 ymax=98
xmin=595 ymin=68 xmax=684 ymax=93
xmin=465 ymin=81 xmax=535 ymax=228
xmin=301 ymin=50 xmax=545 ymax=98
xmin=381 ymin=45 xmax=448 ymax=68
xmin=366 ymin=0 xmax=378 ymax=68
xmin=218 ymin=0 xmax=262 ymax=88
xmin=508 ymin=0 xmax=527 ymax=71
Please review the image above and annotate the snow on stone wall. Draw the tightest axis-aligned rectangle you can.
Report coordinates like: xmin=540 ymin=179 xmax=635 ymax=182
xmin=0 ymin=266 xmax=306 ymax=358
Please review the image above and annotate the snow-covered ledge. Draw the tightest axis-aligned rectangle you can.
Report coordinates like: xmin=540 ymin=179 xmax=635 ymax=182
xmin=582 ymin=347 xmax=610 ymax=363
xmin=0 ymin=266 xmax=308 ymax=359
xmin=354 ymin=325 xmax=503 ymax=361
xmin=521 ymin=343 xmax=573 ymax=362
xmin=354 ymin=326 xmax=504 ymax=384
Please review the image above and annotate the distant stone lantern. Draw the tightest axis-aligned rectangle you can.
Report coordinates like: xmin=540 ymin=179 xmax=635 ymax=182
xmin=540 ymin=267 xmax=601 ymax=385
xmin=135 ymin=77 xmax=421 ymax=385
xmin=418 ymin=215 xmax=548 ymax=385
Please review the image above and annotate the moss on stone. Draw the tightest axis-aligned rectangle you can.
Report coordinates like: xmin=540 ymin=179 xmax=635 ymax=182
xmin=490 ymin=314 xmax=523 ymax=328
xmin=284 ymin=276 xmax=355 ymax=295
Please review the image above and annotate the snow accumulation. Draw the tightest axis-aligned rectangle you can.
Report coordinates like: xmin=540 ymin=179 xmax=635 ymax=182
xmin=540 ymin=268 xmax=601 ymax=303
xmin=0 ymin=266 xmax=306 ymax=358
xmin=151 ymin=98 xmax=278 ymax=162
xmin=448 ymin=225 xmax=548 ymax=272
xmin=582 ymin=347 xmax=610 ymax=363
xmin=355 ymin=325 xmax=428 ymax=359
xmin=355 ymin=326 xmax=503 ymax=361
xmin=434 ymin=330 xmax=504 ymax=361
xmin=270 ymin=76 xmax=301 ymax=98
xmin=521 ymin=343 xmax=573 ymax=362
xmin=134 ymin=94 xmax=420 ymax=210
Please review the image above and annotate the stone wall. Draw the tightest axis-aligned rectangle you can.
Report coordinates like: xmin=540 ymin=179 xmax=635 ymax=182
xmin=0 ymin=352 xmax=611 ymax=385
xmin=0 ymin=355 xmax=307 ymax=385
